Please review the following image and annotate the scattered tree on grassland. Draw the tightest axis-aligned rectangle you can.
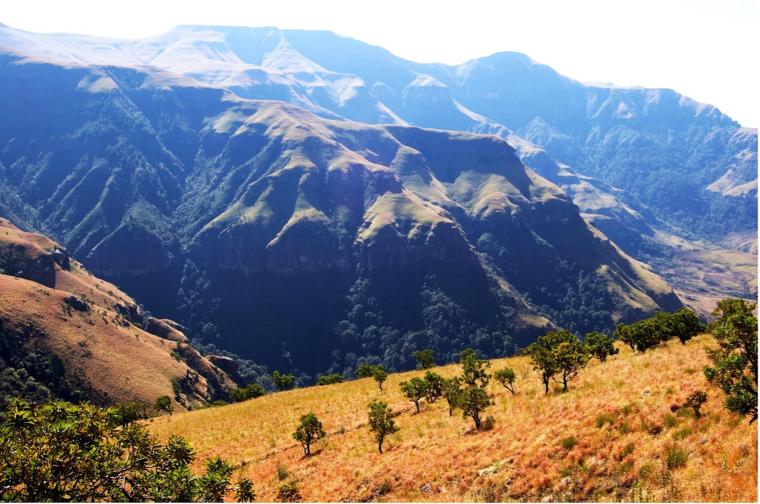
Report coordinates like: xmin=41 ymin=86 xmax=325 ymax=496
xmin=231 ymin=383 xmax=267 ymax=402
xmin=459 ymin=386 xmax=493 ymax=430
xmin=442 ymin=376 xmax=463 ymax=416
xmin=553 ymin=337 xmax=589 ymax=392
xmin=412 ymin=349 xmax=436 ymax=369
xmin=494 ymin=367 xmax=516 ymax=394
xmin=0 ymin=399 xmax=254 ymax=502
xmin=527 ymin=329 xmax=588 ymax=393
xmin=399 ymin=377 xmax=427 ymax=413
xmin=704 ymin=298 xmax=758 ymax=423
xmin=423 ymin=371 xmax=445 ymax=403
xmin=459 ymin=348 xmax=491 ymax=387
xmin=292 ymin=412 xmax=326 ymax=456
xmin=583 ymin=331 xmax=619 ymax=362
xmin=272 ymin=370 xmax=296 ymax=391
xmin=615 ymin=308 xmax=704 ymax=352
xmin=316 ymin=373 xmax=343 ymax=386
xmin=368 ymin=400 xmax=398 ymax=454
xmin=154 ymin=395 xmax=173 ymax=415
xmin=372 ymin=365 xmax=388 ymax=390
xmin=356 ymin=362 xmax=375 ymax=378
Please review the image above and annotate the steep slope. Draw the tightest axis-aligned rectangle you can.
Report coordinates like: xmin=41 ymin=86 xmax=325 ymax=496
xmin=0 ymin=55 xmax=680 ymax=374
xmin=148 ymin=335 xmax=757 ymax=502
xmin=0 ymin=218 xmax=235 ymax=410
xmin=1 ymin=24 xmax=751 ymax=309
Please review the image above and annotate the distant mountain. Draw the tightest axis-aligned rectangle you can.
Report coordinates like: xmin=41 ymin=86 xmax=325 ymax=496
xmin=1 ymin=23 xmax=753 ymax=312
xmin=0 ymin=218 xmax=235 ymax=409
xmin=0 ymin=54 xmax=680 ymax=374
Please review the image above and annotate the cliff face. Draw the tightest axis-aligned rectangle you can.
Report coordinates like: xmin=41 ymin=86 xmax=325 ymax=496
xmin=0 ymin=56 xmax=681 ymax=373
xmin=0 ymin=218 xmax=235 ymax=409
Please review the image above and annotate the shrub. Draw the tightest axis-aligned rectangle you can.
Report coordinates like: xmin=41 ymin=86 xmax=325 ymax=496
xmin=110 ymin=401 xmax=149 ymax=425
xmin=442 ymin=376 xmax=463 ymax=416
xmin=412 ymin=349 xmax=435 ymax=369
xmin=372 ymin=365 xmax=388 ymax=390
xmin=316 ymin=373 xmax=343 ymax=386
xmin=561 ymin=435 xmax=578 ymax=450
xmin=459 ymin=348 xmax=491 ymax=387
xmin=595 ymin=413 xmax=616 ymax=428
xmin=584 ymin=331 xmax=619 ymax=362
xmin=615 ymin=308 xmax=704 ymax=352
xmin=684 ymin=390 xmax=707 ymax=418
xmin=704 ymin=298 xmax=757 ymax=423
xmin=400 ymin=377 xmax=428 ymax=413
xmin=356 ymin=362 xmax=375 ymax=378
xmin=481 ymin=415 xmax=495 ymax=431
xmin=231 ymin=383 xmax=267 ymax=402
xmin=0 ymin=399 xmax=248 ymax=501
xmin=663 ymin=413 xmax=678 ymax=429
xmin=460 ymin=386 xmax=493 ymax=430
xmin=423 ymin=371 xmax=445 ymax=403
xmin=235 ymin=477 xmax=256 ymax=502
xmin=278 ymin=480 xmax=301 ymax=502
xmin=292 ymin=412 xmax=326 ymax=456
xmin=368 ymin=400 xmax=399 ymax=453
xmin=664 ymin=444 xmax=688 ymax=470
xmin=276 ymin=464 xmax=289 ymax=481
xmin=154 ymin=395 xmax=173 ymax=415
xmin=494 ymin=367 xmax=516 ymax=394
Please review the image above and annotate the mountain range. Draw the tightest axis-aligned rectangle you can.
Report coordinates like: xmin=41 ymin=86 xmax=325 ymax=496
xmin=0 ymin=23 xmax=754 ymax=377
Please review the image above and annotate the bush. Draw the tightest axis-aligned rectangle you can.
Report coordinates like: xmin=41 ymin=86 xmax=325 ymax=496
xmin=316 ymin=373 xmax=343 ymax=386
xmin=481 ymin=415 xmax=495 ymax=431
xmin=231 ymin=383 xmax=267 ymax=402
xmin=664 ymin=444 xmax=688 ymax=470
xmin=493 ymin=367 xmax=516 ymax=394
xmin=154 ymin=395 xmax=173 ymax=415
xmin=356 ymin=362 xmax=375 ymax=378
xmin=276 ymin=464 xmax=289 ymax=481
xmin=704 ymin=298 xmax=757 ymax=423
xmin=0 ymin=399 xmax=249 ymax=501
xmin=368 ymin=400 xmax=398 ymax=453
xmin=277 ymin=480 xmax=301 ymax=502
xmin=584 ymin=331 xmax=619 ymax=362
xmin=615 ymin=308 xmax=704 ymax=352
xmin=684 ymin=390 xmax=707 ymax=418
xmin=412 ymin=349 xmax=435 ymax=369
xmin=423 ymin=371 xmax=444 ymax=403
xmin=235 ymin=477 xmax=256 ymax=502
xmin=110 ymin=401 xmax=149 ymax=425
xmin=561 ymin=435 xmax=578 ymax=450
xmin=272 ymin=370 xmax=296 ymax=391
xmin=292 ymin=412 xmax=326 ymax=456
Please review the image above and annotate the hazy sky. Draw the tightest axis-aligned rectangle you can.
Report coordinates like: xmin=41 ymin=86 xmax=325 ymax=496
xmin=2 ymin=0 xmax=758 ymax=126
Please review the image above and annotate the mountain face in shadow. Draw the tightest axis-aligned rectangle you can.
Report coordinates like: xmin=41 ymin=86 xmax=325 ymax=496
xmin=0 ymin=54 xmax=681 ymax=374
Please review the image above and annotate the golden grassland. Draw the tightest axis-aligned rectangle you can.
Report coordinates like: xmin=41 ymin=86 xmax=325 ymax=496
xmin=148 ymin=335 xmax=757 ymax=502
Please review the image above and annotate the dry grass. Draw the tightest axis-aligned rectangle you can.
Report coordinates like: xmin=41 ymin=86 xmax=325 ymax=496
xmin=148 ymin=335 xmax=757 ymax=502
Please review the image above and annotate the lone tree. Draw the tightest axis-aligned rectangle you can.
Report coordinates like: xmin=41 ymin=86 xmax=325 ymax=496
xmin=368 ymin=399 xmax=398 ymax=453
xmin=400 ymin=377 xmax=428 ymax=413
xmin=528 ymin=329 xmax=588 ymax=393
xmin=459 ymin=348 xmax=491 ymax=387
xmin=704 ymin=298 xmax=758 ymax=423
xmin=584 ymin=332 xmax=619 ymax=362
xmin=494 ymin=367 xmax=516 ymax=394
xmin=442 ymin=376 xmax=463 ymax=416
xmin=154 ymin=395 xmax=173 ymax=415
xmin=292 ymin=412 xmax=326 ymax=456
xmin=423 ymin=371 xmax=445 ymax=403
xmin=272 ymin=370 xmax=296 ymax=391
xmin=459 ymin=386 xmax=493 ymax=430
xmin=0 ymin=399 xmax=253 ymax=501
xmin=372 ymin=365 xmax=388 ymax=390
xmin=412 ymin=349 xmax=436 ymax=369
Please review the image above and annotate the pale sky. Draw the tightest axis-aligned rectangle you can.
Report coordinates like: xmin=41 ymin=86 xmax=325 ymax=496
xmin=2 ymin=0 xmax=758 ymax=126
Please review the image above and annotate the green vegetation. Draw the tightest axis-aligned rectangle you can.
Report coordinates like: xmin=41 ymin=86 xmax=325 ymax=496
xmin=423 ymin=371 xmax=444 ymax=403
xmin=231 ymin=382 xmax=267 ymax=402
xmin=584 ymin=331 xmax=619 ymax=362
xmin=400 ymin=377 xmax=427 ymax=413
xmin=0 ymin=399 xmax=252 ymax=501
xmin=527 ymin=329 xmax=588 ymax=393
xmin=684 ymin=391 xmax=707 ymax=419
xmin=372 ymin=365 xmax=387 ymax=390
xmin=459 ymin=385 xmax=493 ymax=430
xmin=412 ymin=349 xmax=436 ymax=369
xmin=292 ymin=412 xmax=326 ymax=456
xmin=277 ymin=480 xmax=301 ymax=502
xmin=459 ymin=348 xmax=491 ymax=387
xmin=442 ymin=376 xmax=463 ymax=416
xmin=355 ymin=362 xmax=376 ymax=378
xmin=154 ymin=395 xmax=173 ymax=415
xmin=615 ymin=308 xmax=703 ymax=352
xmin=316 ymin=373 xmax=343 ymax=386
xmin=704 ymin=298 xmax=757 ymax=423
xmin=272 ymin=370 xmax=296 ymax=391
xmin=494 ymin=367 xmax=516 ymax=394
xmin=368 ymin=400 xmax=398 ymax=454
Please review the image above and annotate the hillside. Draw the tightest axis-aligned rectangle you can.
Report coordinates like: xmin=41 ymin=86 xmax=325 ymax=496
xmin=0 ymin=218 xmax=235 ymax=410
xmin=0 ymin=55 xmax=682 ymax=373
xmin=148 ymin=335 xmax=757 ymax=502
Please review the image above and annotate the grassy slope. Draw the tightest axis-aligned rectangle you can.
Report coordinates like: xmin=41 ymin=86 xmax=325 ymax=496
xmin=148 ymin=335 xmax=757 ymax=502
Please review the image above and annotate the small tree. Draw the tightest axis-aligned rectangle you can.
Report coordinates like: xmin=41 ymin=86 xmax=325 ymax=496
xmin=197 ymin=457 xmax=235 ymax=502
xmin=272 ymin=370 xmax=296 ymax=391
xmin=442 ymin=376 xmax=463 ymax=416
xmin=277 ymin=480 xmax=301 ymax=502
xmin=684 ymin=390 xmax=707 ymax=419
xmin=235 ymin=477 xmax=256 ymax=502
xmin=704 ymin=298 xmax=757 ymax=423
xmin=553 ymin=338 xmax=589 ymax=392
xmin=292 ymin=412 xmax=326 ymax=456
xmin=423 ymin=371 xmax=445 ymax=403
xmin=460 ymin=386 xmax=493 ymax=430
xmin=372 ymin=365 xmax=388 ymax=390
xmin=667 ymin=308 xmax=704 ymax=344
xmin=412 ymin=349 xmax=435 ymax=369
xmin=528 ymin=329 xmax=588 ymax=393
xmin=527 ymin=334 xmax=559 ymax=394
xmin=231 ymin=383 xmax=267 ymax=402
xmin=400 ymin=377 xmax=428 ymax=413
xmin=584 ymin=331 xmax=619 ymax=362
xmin=356 ymin=362 xmax=375 ymax=378
xmin=494 ymin=367 xmax=516 ymax=394
xmin=368 ymin=400 xmax=399 ymax=453
xmin=316 ymin=373 xmax=343 ymax=386
xmin=154 ymin=395 xmax=173 ymax=415
xmin=459 ymin=348 xmax=491 ymax=387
